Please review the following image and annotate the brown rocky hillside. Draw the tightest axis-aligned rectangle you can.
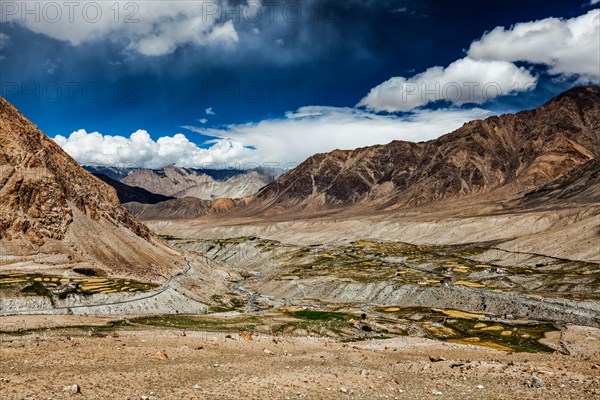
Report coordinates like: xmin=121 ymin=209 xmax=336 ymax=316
xmin=0 ymin=96 xmax=181 ymax=280
xmin=253 ymin=86 xmax=600 ymax=211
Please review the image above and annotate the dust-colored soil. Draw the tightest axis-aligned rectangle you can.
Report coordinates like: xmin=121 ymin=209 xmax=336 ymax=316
xmin=1 ymin=321 xmax=599 ymax=400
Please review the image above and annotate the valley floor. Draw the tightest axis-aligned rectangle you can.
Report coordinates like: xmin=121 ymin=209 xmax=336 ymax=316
xmin=1 ymin=320 xmax=599 ymax=400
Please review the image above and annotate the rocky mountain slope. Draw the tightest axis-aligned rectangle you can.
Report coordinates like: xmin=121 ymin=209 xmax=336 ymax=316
xmin=520 ymin=157 xmax=600 ymax=207
xmin=252 ymin=86 xmax=600 ymax=212
xmin=0 ymin=96 xmax=181 ymax=280
xmin=121 ymin=166 xmax=275 ymax=200
xmin=93 ymin=173 xmax=174 ymax=205
xmin=124 ymin=197 xmax=246 ymax=220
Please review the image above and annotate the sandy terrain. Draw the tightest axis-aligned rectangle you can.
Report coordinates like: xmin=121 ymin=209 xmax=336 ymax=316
xmin=1 ymin=319 xmax=599 ymax=400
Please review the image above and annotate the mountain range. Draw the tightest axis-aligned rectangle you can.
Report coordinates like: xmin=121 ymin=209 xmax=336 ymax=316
xmin=251 ymin=86 xmax=599 ymax=213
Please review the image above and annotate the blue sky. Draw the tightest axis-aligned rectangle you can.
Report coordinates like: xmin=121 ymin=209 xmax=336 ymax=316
xmin=0 ymin=0 xmax=598 ymax=168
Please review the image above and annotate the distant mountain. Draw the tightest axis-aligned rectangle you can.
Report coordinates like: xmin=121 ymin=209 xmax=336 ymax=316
xmin=84 ymin=165 xmax=139 ymax=181
xmin=124 ymin=197 xmax=246 ymax=220
xmin=92 ymin=173 xmax=174 ymax=205
xmin=173 ymin=170 xmax=271 ymax=200
xmin=121 ymin=165 xmax=276 ymax=200
xmin=251 ymin=86 xmax=600 ymax=212
xmin=0 ymin=96 xmax=181 ymax=280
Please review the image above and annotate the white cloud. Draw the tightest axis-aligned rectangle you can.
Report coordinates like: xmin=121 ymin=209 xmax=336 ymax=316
xmin=198 ymin=118 xmax=208 ymax=124
xmin=2 ymin=1 xmax=239 ymax=56
xmin=359 ymin=58 xmax=536 ymax=112
xmin=53 ymin=129 xmax=251 ymax=169
xmin=205 ymin=107 xmax=215 ymax=115
xmin=468 ymin=10 xmax=600 ymax=83
xmin=184 ymin=106 xmax=494 ymax=166
xmin=360 ymin=10 xmax=599 ymax=112
xmin=589 ymin=0 xmax=599 ymax=5
xmin=54 ymin=107 xmax=493 ymax=168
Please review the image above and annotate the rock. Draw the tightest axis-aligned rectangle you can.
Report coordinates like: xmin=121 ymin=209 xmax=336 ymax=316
xmin=429 ymin=355 xmax=446 ymax=362
xmin=63 ymin=384 xmax=80 ymax=393
xmin=140 ymin=396 xmax=149 ymax=400
xmin=339 ymin=387 xmax=348 ymax=393
xmin=432 ymin=390 xmax=443 ymax=396
xmin=592 ymin=364 xmax=600 ymax=370
xmin=153 ymin=351 xmax=169 ymax=360
xmin=476 ymin=384 xmax=484 ymax=389
xmin=240 ymin=331 xmax=253 ymax=341
xmin=531 ymin=376 xmax=545 ymax=388
xmin=193 ymin=384 xmax=201 ymax=390
xmin=263 ymin=348 xmax=274 ymax=356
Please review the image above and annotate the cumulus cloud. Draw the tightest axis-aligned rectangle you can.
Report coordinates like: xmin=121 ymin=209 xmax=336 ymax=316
xmin=54 ymin=107 xmax=493 ymax=168
xmin=1 ymin=1 xmax=240 ymax=56
xmin=53 ymin=129 xmax=252 ymax=169
xmin=359 ymin=58 xmax=536 ymax=112
xmin=468 ymin=10 xmax=600 ymax=83
xmin=205 ymin=107 xmax=216 ymax=115
xmin=360 ymin=10 xmax=599 ymax=112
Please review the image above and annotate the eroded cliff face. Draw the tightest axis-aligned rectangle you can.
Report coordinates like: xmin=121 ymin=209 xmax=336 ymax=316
xmin=0 ymin=96 xmax=181 ymax=279
xmin=254 ymin=86 xmax=600 ymax=210
xmin=0 ymin=96 xmax=151 ymax=244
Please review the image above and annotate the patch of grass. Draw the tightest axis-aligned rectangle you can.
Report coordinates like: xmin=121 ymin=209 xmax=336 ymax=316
xmin=129 ymin=315 xmax=259 ymax=332
xmin=292 ymin=310 xmax=353 ymax=321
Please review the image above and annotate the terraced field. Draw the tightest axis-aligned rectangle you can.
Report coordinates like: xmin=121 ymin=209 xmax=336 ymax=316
xmin=0 ymin=273 xmax=158 ymax=300
xmin=174 ymin=237 xmax=600 ymax=301
xmin=1 ymin=306 xmax=556 ymax=353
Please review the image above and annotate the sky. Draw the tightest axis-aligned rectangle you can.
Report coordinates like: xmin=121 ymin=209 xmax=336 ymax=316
xmin=0 ymin=0 xmax=599 ymax=169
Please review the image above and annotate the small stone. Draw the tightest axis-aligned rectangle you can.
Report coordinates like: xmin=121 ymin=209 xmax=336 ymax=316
xmin=263 ymin=348 xmax=274 ymax=356
xmin=476 ymin=384 xmax=484 ymax=389
xmin=63 ymin=384 xmax=80 ymax=393
xmin=592 ymin=364 xmax=600 ymax=370
xmin=432 ymin=390 xmax=443 ymax=396
xmin=193 ymin=384 xmax=201 ymax=390
xmin=429 ymin=355 xmax=446 ymax=362
xmin=531 ymin=376 xmax=545 ymax=388
xmin=339 ymin=387 xmax=348 ymax=393
xmin=140 ymin=396 xmax=149 ymax=400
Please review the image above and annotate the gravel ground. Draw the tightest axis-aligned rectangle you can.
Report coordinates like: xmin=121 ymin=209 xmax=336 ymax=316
xmin=1 ymin=322 xmax=599 ymax=400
